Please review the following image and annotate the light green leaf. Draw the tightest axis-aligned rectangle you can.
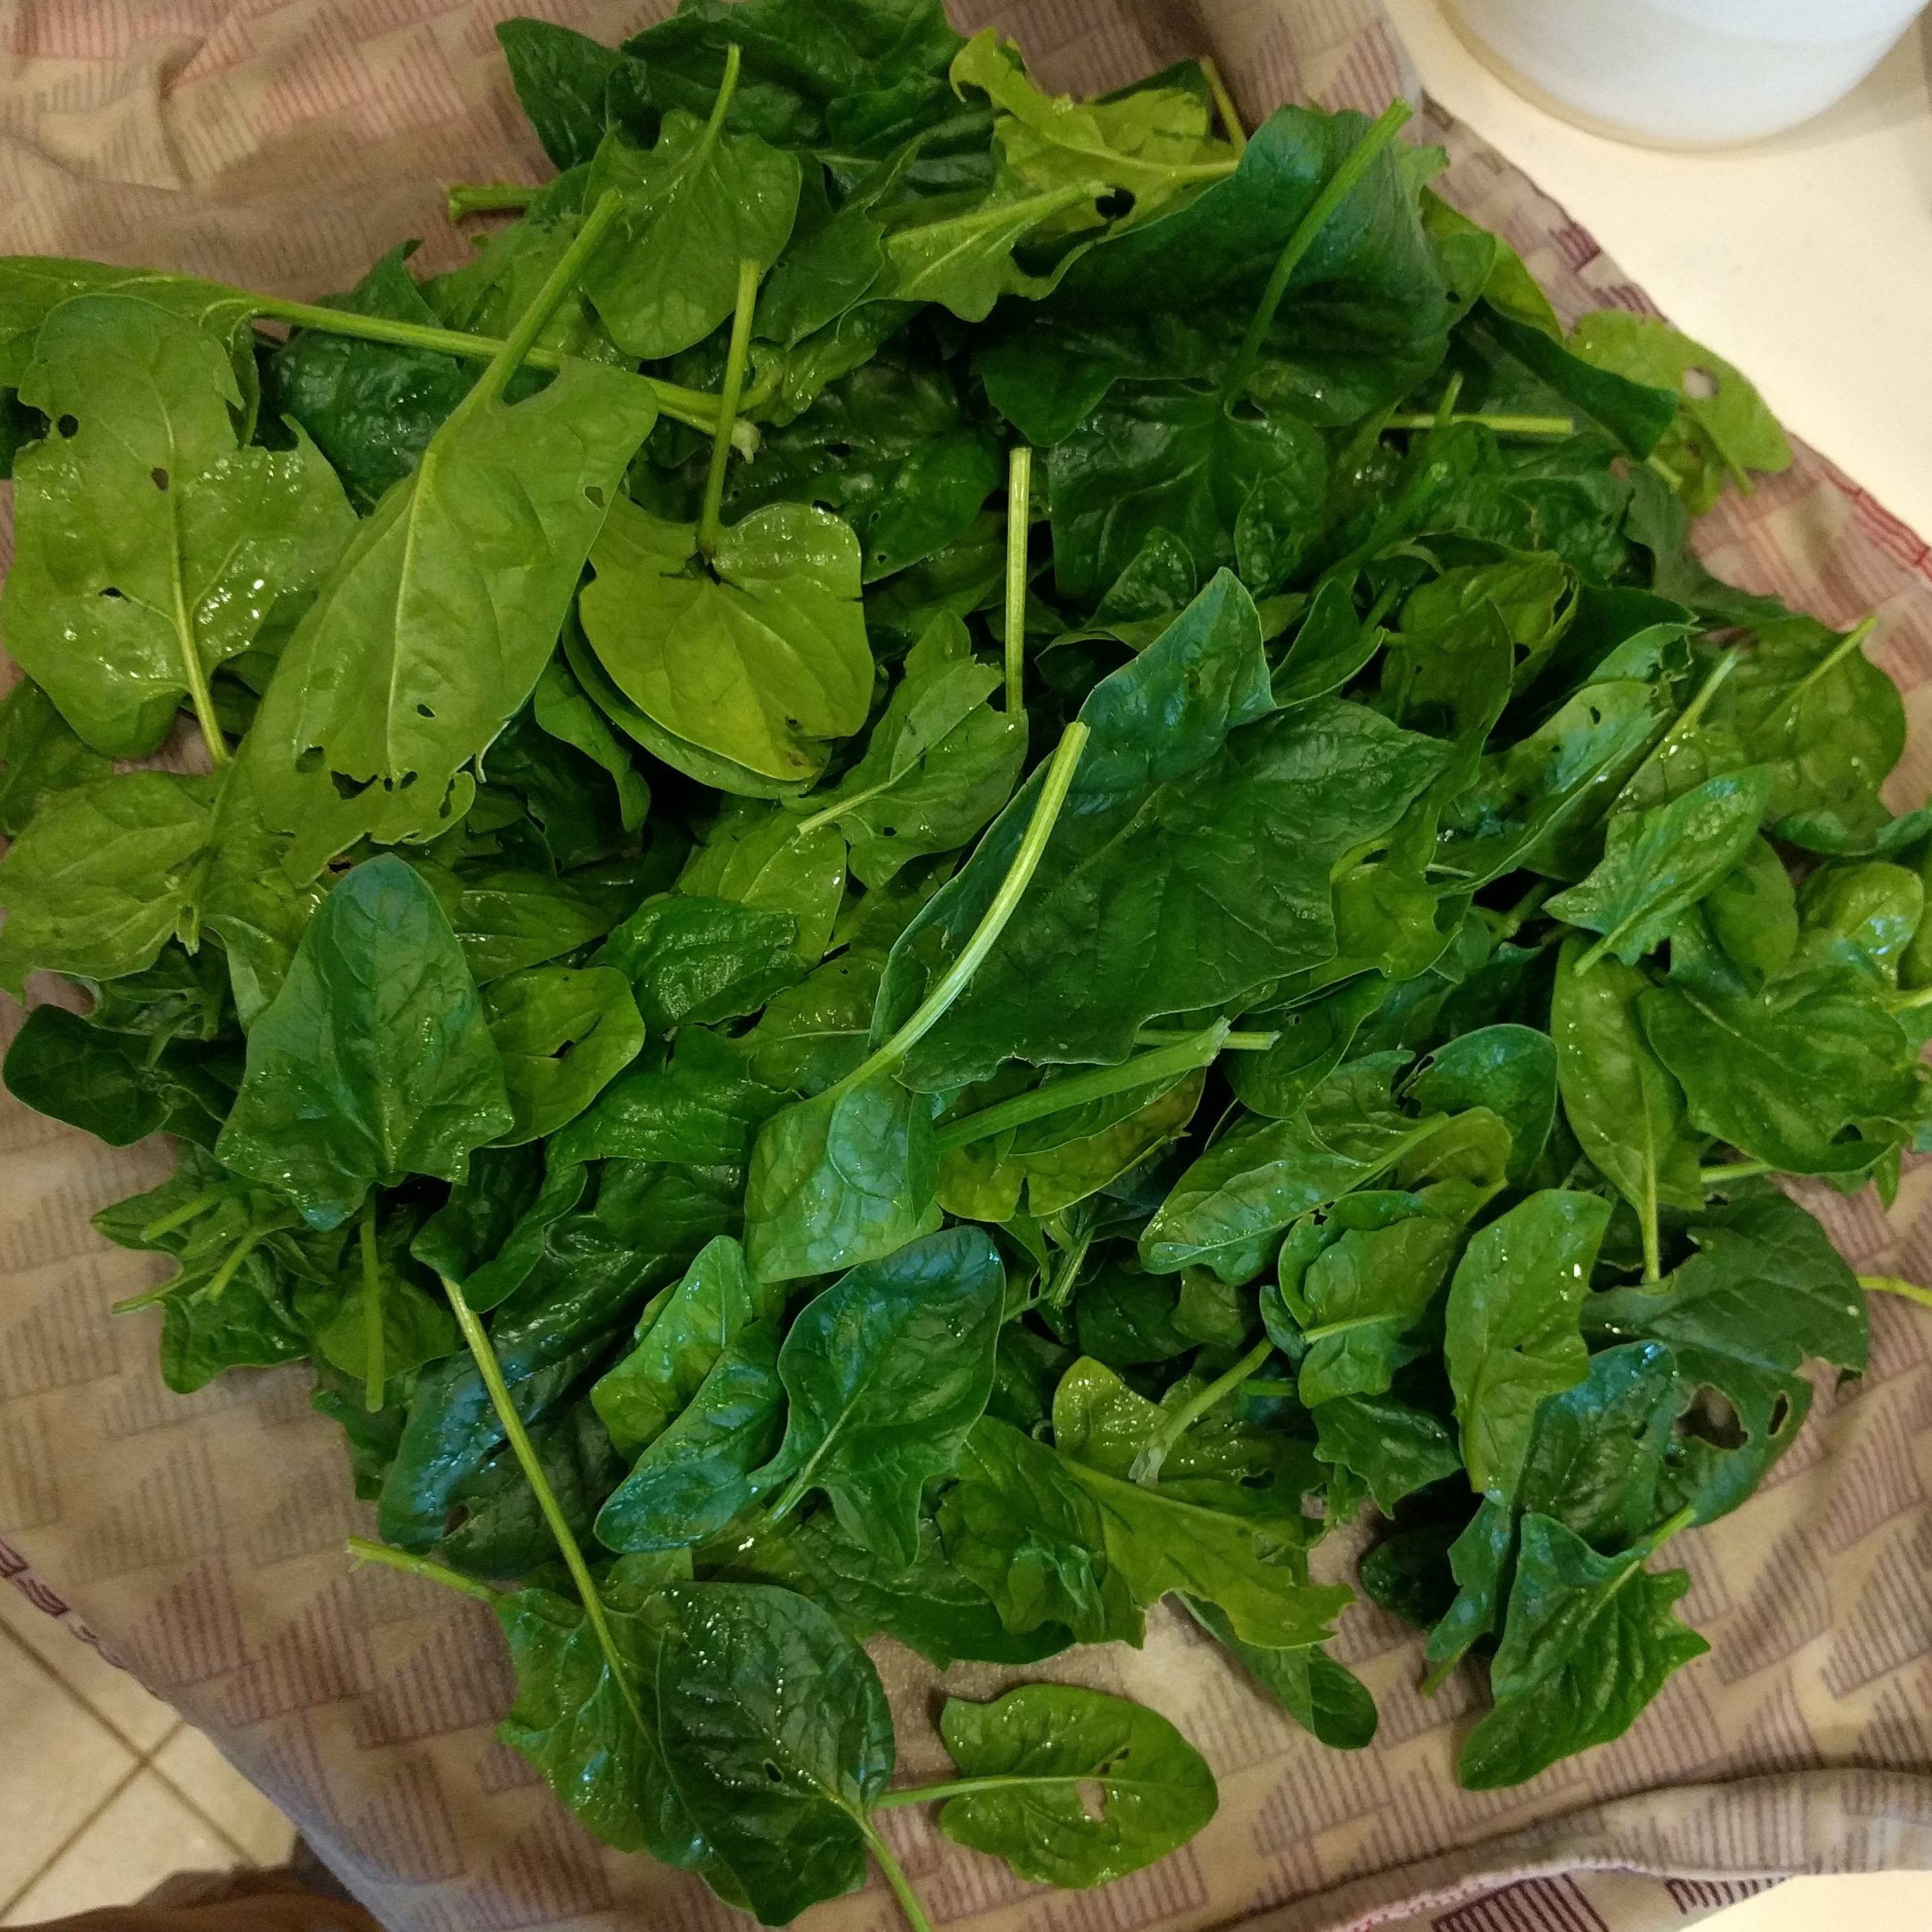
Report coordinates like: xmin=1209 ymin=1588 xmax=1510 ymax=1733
xmin=482 ymin=964 xmax=645 ymax=1144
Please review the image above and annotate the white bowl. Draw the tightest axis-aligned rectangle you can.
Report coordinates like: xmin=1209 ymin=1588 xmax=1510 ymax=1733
xmin=1445 ymin=0 xmax=1927 ymax=146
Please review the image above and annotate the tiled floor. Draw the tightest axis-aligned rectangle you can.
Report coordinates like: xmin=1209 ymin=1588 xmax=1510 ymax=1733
xmin=0 ymin=1584 xmax=296 ymax=1927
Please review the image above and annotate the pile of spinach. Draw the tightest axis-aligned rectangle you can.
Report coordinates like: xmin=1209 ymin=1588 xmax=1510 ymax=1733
xmin=3 ymin=2 xmax=1929 ymax=1919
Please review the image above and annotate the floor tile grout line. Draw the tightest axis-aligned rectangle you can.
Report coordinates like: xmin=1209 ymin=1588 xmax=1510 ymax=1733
xmin=0 ymin=1753 xmax=146 ymax=1922
xmin=0 ymin=1614 xmax=170 ymax=1761
xmin=142 ymin=1753 xmax=263 ymax=1872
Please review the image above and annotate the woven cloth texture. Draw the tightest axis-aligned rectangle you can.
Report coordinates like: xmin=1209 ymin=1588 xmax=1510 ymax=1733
xmin=1 ymin=5 xmax=1929 ymax=1931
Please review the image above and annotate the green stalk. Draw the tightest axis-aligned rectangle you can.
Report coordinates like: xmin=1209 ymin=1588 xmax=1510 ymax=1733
xmin=1135 ymin=1026 xmax=1276 ymax=1050
xmin=1130 ymin=1334 xmax=1274 ymax=1486
xmin=847 ymin=723 xmax=1089 ymax=1083
xmin=933 ymin=1024 xmax=1226 ymax=1153
xmin=1701 ymin=1159 xmax=1771 ymax=1185
xmin=1859 ymin=1274 xmax=1932 ymax=1313
xmin=252 ymin=300 xmax=751 ymax=448
xmin=1042 ymin=1226 xmax=1095 ymax=1312
xmin=446 ymin=182 xmax=540 ymax=220
xmin=203 ymin=1228 xmax=263 ymax=1302
xmin=1199 ymin=56 xmax=1246 ymax=154
xmin=1223 ymin=97 xmax=1412 ymax=403
xmin=139 ymin=1181 xmax=242 ymax=1243
xmin=1491 ymin=879 xmax=1553 ymax=942
xmin=697 ymin=256 xmax=762 ymax=559
xmin=344 ymin=1535 xmax=501 ymax=1603
xmin=878 ymin=1771 xmax=1102 ymax=1808
xmin=1386 ymin=412 xmax=1574 ymax=435
xmin=443 ymin=1274 xmax=645 ymax=1731
xmin=861 ymin=1822 xmax=936 ymax=1932
xmin=1004 ymin=443 xmax=1033 ymax=715
xmin=1645 ymin=452 xmax=1683 ymax=489
xmin=359 ymin=1205 xmax=385 ymax=1414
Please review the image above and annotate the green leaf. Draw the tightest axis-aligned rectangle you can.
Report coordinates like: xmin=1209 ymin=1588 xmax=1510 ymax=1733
xmin=878 ymin=574 xmax=1447 ymax=1090
xmin=718 ymin=1513 xmax=1073 ymax=1669
xmin=737 ymin=945 xmax=883 ymax=1098
xmin=1796 ymin=860 xmax=1924 ymax=987
xmin=1569 ymin=311 xmax=1790 ymax=513
xmin=579 ymin=498 xmax=874 ymax=784
xmin=874 ymin=179 xmax=1107 ymax=321
xmin=1141 ymin=1058 xmax=1449 ymax=1278
xmin=762 ymin=1226 xmax=1003 ymax=1565
xmin=1290 ymin=1212 xmax=1461 ymax=1407
xmin=483 ymin=964 xmax=645 ymax=1144
xmin=1457 ymin=1511 xmax=1709 ymax=1789
xmin=216 ymin=855 xmax=513 ymax=1228
xmin=1 ymin=1002 xmax=227 ymax=1146
xmin=595 ymin=1321 xmax=787 ymax=1551
xmin=590 ymin=1235 xmax=777 ymax=1458
xmin=1551 ymin=935 xmax=1704 ymax=1249
xmin=1181 ymin=1597 xmax=1378 ymax=1750
xmin=0 ymin=771 xmax=214 ymax=996
xmin=4 ymin=293 xmax=355 ymax=758
xmin=742 ymin=1061 xmax=942 ymax=1281
xmin=1724 ymin=613 xmax=1904 ymax=849
xmin=1444 ymin=1189 xmax=1611 ymax=1498
xmin=1547 ymin=767 xmax=1772 ymax=966
xmin=1407 ymin=1024 xmax=1555 ymax=1186
xmin=496 ymin=1551 xmax=718 ymax=1870
xmin=1640 ymin=949 xmax=1918 ymax=1179
xmin=1583 ymin=1182 xmax=1867 ymax=1522
xmin=248 ymin=352 xmax=658 ymax=876
xmin=678 ymin=798 xmax=847 ymax=966
xmin=553 ymin=1025 xmax=789 ymax=1169
xmin=583 ymin=111 xmax=801 ymax=362
xmin=1047 ymin=381 xmax=1326 ymax=603
xmin=1702 ymin=834 xmax=1798 ymax=991
xmin=304 ymin=1249 xmax=457 ymax=1390
xmin=656 ymin=1582 xmax=893 ymax=1927
xmin=933 ymin=1682 xmax=1219 ymax=1887
xmin=0 ymin=676 xmax=113 ymax=838
xmin=599 ymin=892 xmax=806 ymax=1031
xmin=1312 ymin=1391 xmax=1463 ymax=1515
xmin=796 ymin=612 xmax=1025 ymax=888
xmin=497 ymin=18 xmax=652 ymax=170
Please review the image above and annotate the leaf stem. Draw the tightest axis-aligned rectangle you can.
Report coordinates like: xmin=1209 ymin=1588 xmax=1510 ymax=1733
xmin=1042 ymin=1225 xmax=1094 ymax=1312
xmin=1858 ymin=1274 xmax=1932 ymax=1313
xmin=1701 ymin=1159 xmax=1771 ymax=1184
xmin=1223 ymin=97 xmax=1412 ymax=403
xmin=697 ymin=256 xmax=762 ymax=559
xmin=1131 ymin=1334 xmax=1275 ymax=1486
xmin=445 ymin=182 xmax=539 ymax=220
xmin=443 ymin=1274 xmax=646 ymax=1731
xmin=877 ymin=1772 xmax=1096 ymax=1808
xmin=1491 ymin=879 xmax=1553 ymax=942
xmin=139 ymin=1181 xmax=242 ymax=1243
xmin=1135 ymin=1026 xmax=1276 ymax=1050
xmin=853 ymin=722 xmax=1090 ymax=1081
xmin=204 ymin=1228 xmax=263 ymax=1301
xmin=344 ymin=1535 xmax=501 ymax=1603
xmin=1386 ymin=412 xmax=1575 ymax=435
xmin=861 ymin=1821 xmax=936 ymax=1932
xmin=1004 ymin=443 xmax=1032 ymax=715
xmin=252 ymin=300 xmax=748 ymax=447
xmin=359 ymin=1203 xmax=384 ymax=1414
xmin=1199 ymin=56 xmax=1245 ymax=153
xmin=932 ymin=1024 xmax=1224 ymax=1153
xmin=463 ymin=188 xmax=626 ymax=414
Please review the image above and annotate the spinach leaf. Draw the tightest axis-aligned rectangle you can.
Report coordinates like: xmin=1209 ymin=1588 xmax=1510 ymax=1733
xmin=0 ymin=771 xmax=215 ymax=996
xmin=216 ymin=856 xmax=513 ymax=1228
xmin=878 ymin=573 xmax=1447 ymax=1089
xmin=248 ymin=215 xmax=660 ymax=874
xmin=931 ymin=1682 xmax=1219 ymax=1886
xmin=655 ymin=1582 xmax=895 ymax=1926
xmin=483 ymin=965 xmax=646 ymax=1144
xmin=2 ymin=1002 xmax=228 ymax=1146
xmin=1312 ymin=1391 xmax=1463 ymax=1515
xmin=760 ymin=1226 xmax=1003 ymax=1564
xmin=1443 ymin=1189 xmax=1611 ymax=1498
xmin=579 ymin=498 xmax=874 ymax=784
xmin=5 ymin=293 xmax=354 ymax=759
xmin=497 ymin=17 xmax=652 ymax=170
xmin=590 ymin=1235 xmax=777 ymax=1457
xmin=1551 ymin=937 xmax=1702 ymax=1275
xmin=1182 ymin=1597 xmax=1378 ymax=1751
xmin=599 ymin=892 xmax=806 ymax=1030
xmin=1546 ymin=766 xmax=1771 ymax=966
xmin=553 ymin=1026 xmax=789 ymax=1168
xmin=1286 ymin=1212 xmax=1461 ymax=1407
xmin=594 ymin=1321 xmax=786 ymax=1551
xmin=582 ymin=85 xmax=801 ymax=362
xmin=1457 ymin=1511 xmax=1708 ymax=1790
xmin=1406 ymin=1023 xmax=1555 ymax=1185
xmin=0 ymin=676 xmax=113 ymax=836
xmin=795 ymin=612 xmax=1025 ymax=887
xmin=496 ymin=1551 xmax=720 ymax=1870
